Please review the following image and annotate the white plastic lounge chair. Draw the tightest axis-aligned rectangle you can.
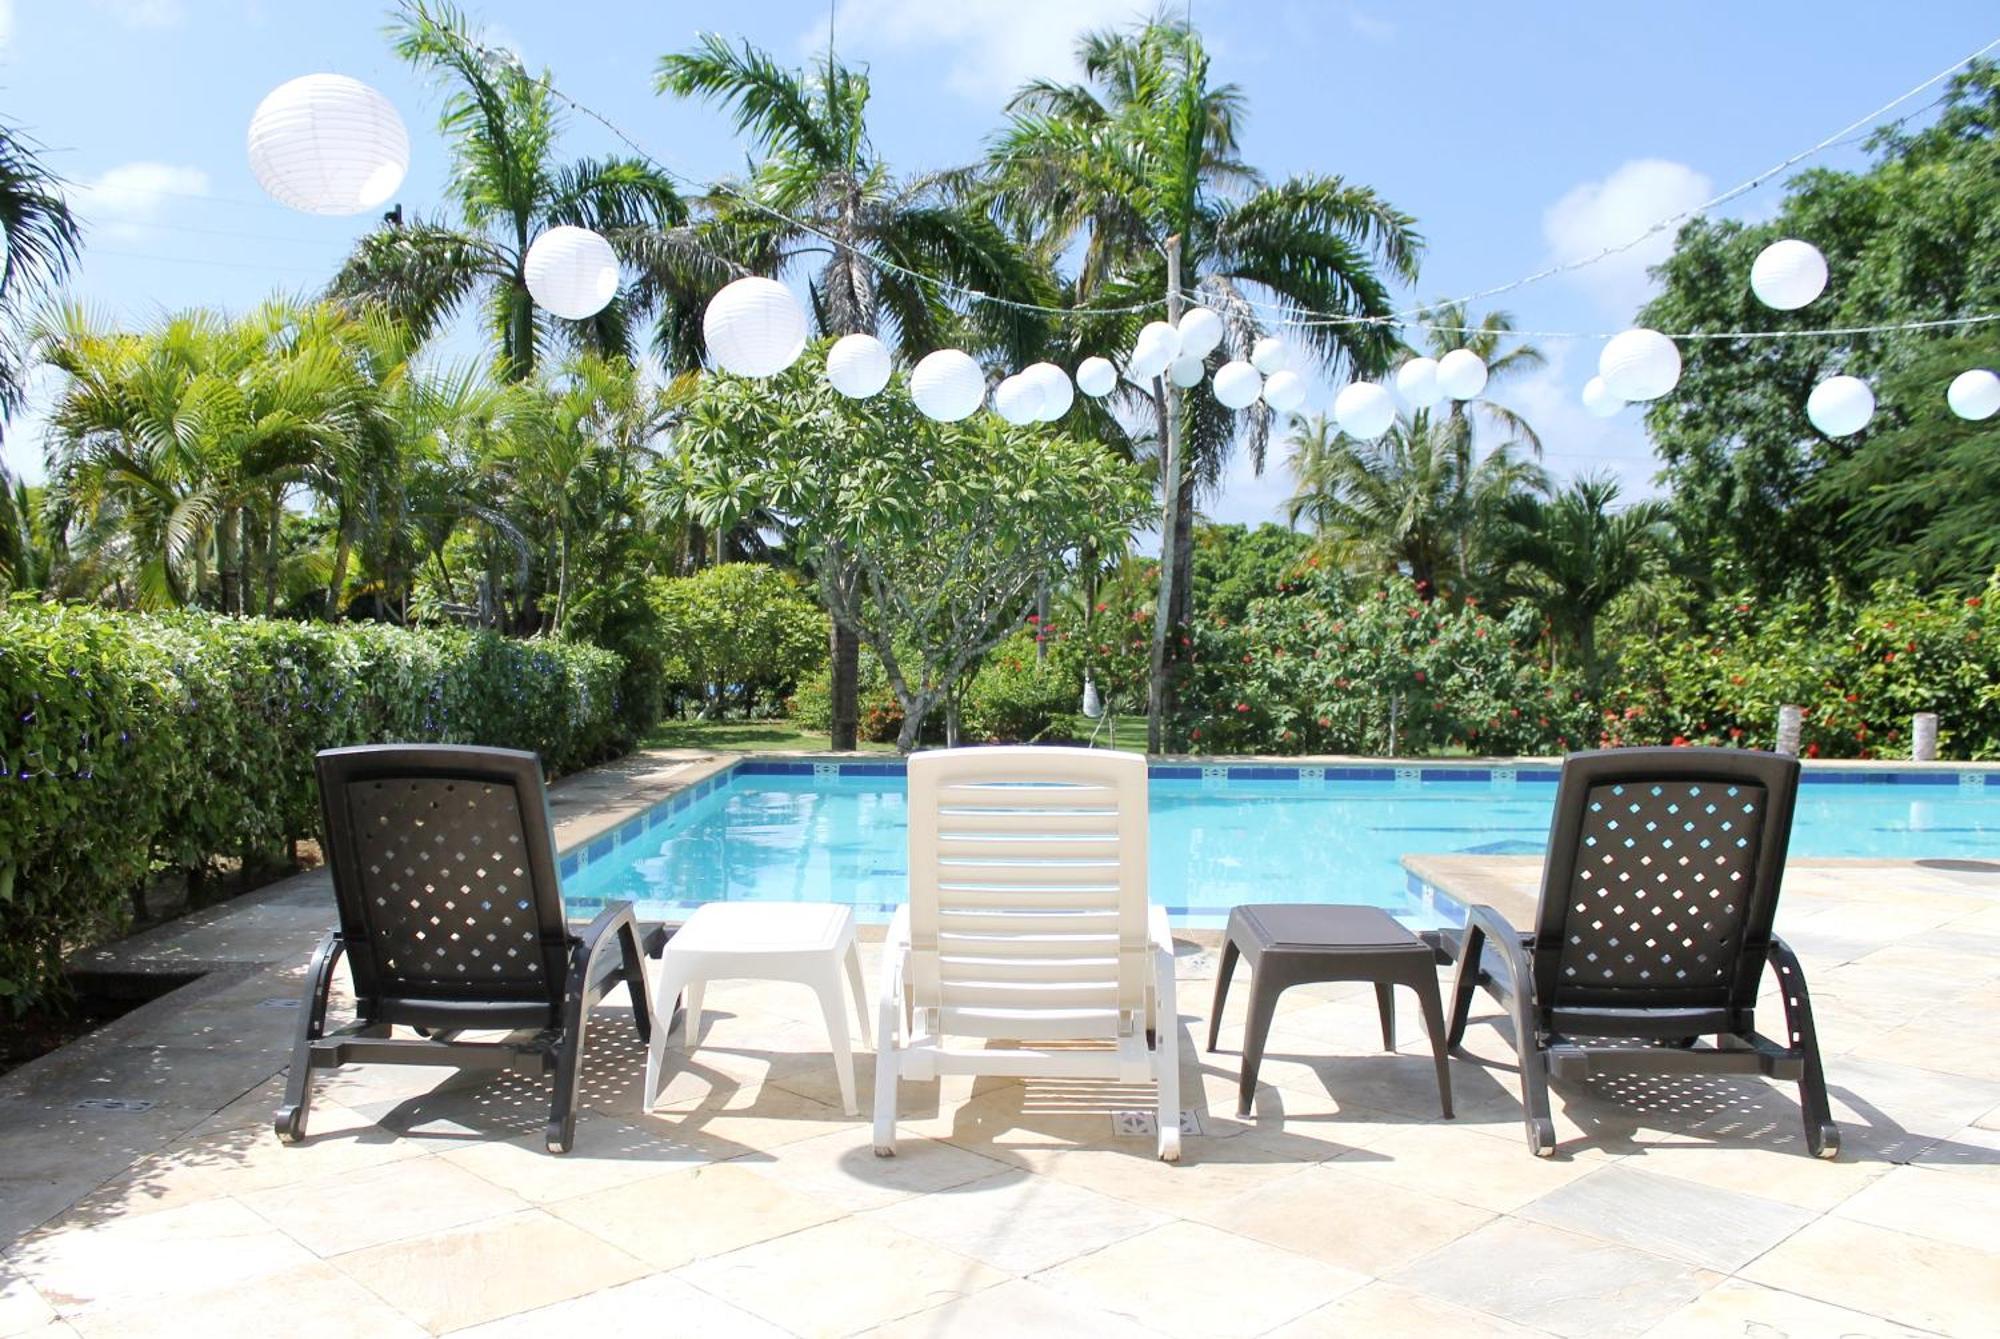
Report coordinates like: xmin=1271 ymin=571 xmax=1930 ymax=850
xmin=873 ymin=746 xmax=1181 ymax=1162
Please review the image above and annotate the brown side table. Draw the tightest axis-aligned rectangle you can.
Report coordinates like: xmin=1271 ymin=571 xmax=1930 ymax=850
xmin=1207 ymin=904 xmax=1453 ymax=1120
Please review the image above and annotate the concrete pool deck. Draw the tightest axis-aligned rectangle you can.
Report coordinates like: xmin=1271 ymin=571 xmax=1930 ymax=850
xmin=2 ymin=748 xmax=1998 ymax=1337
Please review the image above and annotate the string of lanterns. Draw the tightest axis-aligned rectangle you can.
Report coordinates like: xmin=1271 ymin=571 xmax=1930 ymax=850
xmin=244 ymin=67 xmax=2000 ymax=442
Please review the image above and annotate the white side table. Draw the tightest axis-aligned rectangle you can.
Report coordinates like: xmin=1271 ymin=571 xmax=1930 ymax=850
xmin=642 ymin=902 xmax=872 ymax=1115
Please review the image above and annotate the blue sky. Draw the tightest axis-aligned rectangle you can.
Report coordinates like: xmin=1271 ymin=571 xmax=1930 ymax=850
xmin=5 ymin=0 xmax=1996 ymax=525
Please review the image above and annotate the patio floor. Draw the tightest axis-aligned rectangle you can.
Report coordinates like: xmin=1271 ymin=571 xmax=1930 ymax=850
xmin=2 ymin=753 xmax=1998 ymax=1337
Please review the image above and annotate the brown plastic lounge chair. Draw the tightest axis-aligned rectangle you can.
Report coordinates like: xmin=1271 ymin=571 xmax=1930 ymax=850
xmin=275 ymin=744 xmax=652 ymax=1153
xmin=1446 ymin=746 xmax=1837 ymax=1159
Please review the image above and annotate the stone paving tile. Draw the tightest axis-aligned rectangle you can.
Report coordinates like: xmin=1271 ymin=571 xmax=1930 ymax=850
xmin=858 ymin=1277 xmax=1168 ymax=1338
xmin=547 ymin=1162 xmax=842 ymax=1271
xmin=1830 ymin=1164 xmax=2000 ymax=1254
xmin=63 ymin=1261 xmax=428 ymax=1339
xmin=441 ymin=1114 xmax=716 ymax=1204
xmin=239 ymin=1155 xmax=531 ymax=1257
xmin=10 ymin=1197 xmax=316 ymax=1316
xmin=1909 ymin=1121 xmax=2000 ymax=1179
xmin=0 ymin=1268 xmax=54 ymax=1338
xmin=1636 ymin=1277 xmax=1937 ymax=1338
xmin=866 ymin=1168 xmax=1170 ymax=1276
xmin=1189 ymin=1161 xmax=1493 ymax=1277
xmin=1390 ymin=1218 xmax=1716 ymax=1339
xmin=1267 ymin=1281 xmax=1544 ymax=1338
xmin=1516 ymin=1164 xmax=1816 ymax=1273
xmin=330 ymin=1209 xmax=649 ymax=1333
xmin=1035 ymin=1220 xmax=1367 ymax=1339
xmin=443 ymin=1272 xmax=791 ymax=1338
xmin=1022 ymin=1129 xmax=1319 ymax=1218
xmin=1742 ymin=1216 xmax=2000 ymax=1337
xmin=676 ymin=1216 xmax=1009 ymax=1339
xmin=742 ymin=1127 xmax=1013 ymax=1212
xmin=1332 ymin=1122 xmax=1600 ymax=1214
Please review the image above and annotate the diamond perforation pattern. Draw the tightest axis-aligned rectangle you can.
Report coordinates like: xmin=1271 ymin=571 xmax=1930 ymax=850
xmin=346 ymin=778 xmax=543 ymax=993
xmin=1559 ymin=781 xmax=1764 ymax=992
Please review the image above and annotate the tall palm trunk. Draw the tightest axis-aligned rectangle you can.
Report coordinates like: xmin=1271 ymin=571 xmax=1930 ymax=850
xmin=217 ymin=507 xmax=242 ymax=614
xmin=824 ymin=242 xmax=868 ymax=753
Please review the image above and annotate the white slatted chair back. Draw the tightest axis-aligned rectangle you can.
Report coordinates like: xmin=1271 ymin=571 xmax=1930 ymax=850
xmin=906 ymin=746 xmax=1150 ymax=1043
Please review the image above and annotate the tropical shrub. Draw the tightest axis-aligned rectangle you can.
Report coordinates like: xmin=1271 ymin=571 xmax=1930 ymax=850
xmin=962 ymin=629 xmax=1081 ymax=742
xmin=1175 ymin=574 xmax=1594 ymax=755
xmin=1600 ymin=575 xmax=2000 ymax=758
xmin=0 ymin=603 xmax=627 ymax=1012
xmin=652 ymin=563 xmax=829 ymax=717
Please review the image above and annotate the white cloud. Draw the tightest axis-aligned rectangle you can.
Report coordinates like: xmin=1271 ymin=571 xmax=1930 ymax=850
xmin=813 ymin=0 xmax=1147 ymax=101
xmin=1541 ymin=158 xmax=1713 ymax=320
xmin=1483 ymin=345 xmax=1663 ymax=500
xmin=1347 ymin=10 xmax=1395 ymax=43
xmin=89 ymin=0 xmax=184 ymax=28
xmin=69 ymin=162 xmax=210 ymax=242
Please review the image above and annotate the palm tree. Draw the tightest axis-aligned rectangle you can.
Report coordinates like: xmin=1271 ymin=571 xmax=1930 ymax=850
xmin=657 ymin=33 xmax=1054 ymax=748
xmin=1285 ymin=409 xmax=1547 ymax=600
xmin=984 ymin=16 xmax=1420 ymax=744
xmin=334 ymin=1 xmax=700 ymax=382
xmin=0 ymin=120 xmax=82 ymax=423
xmin=1496 ymin=474 xmax=1674 ymax=687
xmin=1408 ymin=301 xmax=1546 ymax=453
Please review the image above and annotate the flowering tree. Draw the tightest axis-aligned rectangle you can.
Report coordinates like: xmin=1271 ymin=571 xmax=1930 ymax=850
xmin=668 ymin=349 xmax=1149 ymax=750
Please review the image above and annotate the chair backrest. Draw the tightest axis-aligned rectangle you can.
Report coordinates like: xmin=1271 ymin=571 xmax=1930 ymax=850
xmin=1533 ymin=747 xmax=1800 ymax=1026
xmin=315 ymin=744 xmax=571 ymax=1028
xmin=906 ymin=746 xmax=1151 ymax=1041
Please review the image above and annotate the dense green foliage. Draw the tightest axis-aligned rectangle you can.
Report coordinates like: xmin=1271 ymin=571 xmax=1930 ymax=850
xmin=1601 ymin=577 xmax=2000 ymax=759
xmin=1640 ymin=65 xmax=2000 ymax=599
xmin=1177 ymin=574 xmax=1594 ymax=756
xmin=0 ymin=603 xmax=625 ymax=1010
xmin=652 ymin=562 xmax=828 ymax=716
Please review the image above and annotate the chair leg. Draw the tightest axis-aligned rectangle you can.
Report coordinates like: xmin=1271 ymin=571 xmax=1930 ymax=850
xmin=275 ymin=930 xmax=344 ymax=1144
xmin=844 ymin=939 xmax=872 ymax=1050
xmin=1411 ymin=974 xmax=1454 ymax=1120
xmin=1769 ymin=935 xmax=1840 ymax=1159
xmin=1374 ymin=982 xmax=1396 ymax=1051
xmin=547 ymin=1012 xmax=588 ymax=1155
xmin=810 ymin=963 xmax=858 ymax=1116
xmin=683 ymin=982 xmax=706 ymax=1046
xmin=1236 ymin=974 xmax=1281 ymax=1119
xmin=1446 ymin=922 xmax=1486 ymax=1051
xmin=619 ymin=921 xmax=653 ymax=1044
xmin=873 ymin=993 xmax=901 ymax=1157
xmin=643 ymin=957 xmax=695 ymax=1110
xmin=1154 ymin=942 xmax=1182 ymax=1163
xmin=1207 ymin=937 xmax=1239 ymax=1052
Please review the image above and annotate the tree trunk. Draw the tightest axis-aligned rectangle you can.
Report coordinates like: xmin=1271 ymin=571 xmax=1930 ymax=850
xmin=327 ymin=516 xmax=353 ymax=619
xmin=829 ymin=621 xmax=860 ymax=751
xmin=263 ymin=488 xmax=281 ymax=616
xmin=1146 ymin=234 xmax=1186 ymax=755
xmin=1035 ymin=580 xmax=1049 ymax=664
xmin=218 ymin=507 xmax=241 ymax=615
xmin=1171 ymin=466 xmax=1197 ymax=631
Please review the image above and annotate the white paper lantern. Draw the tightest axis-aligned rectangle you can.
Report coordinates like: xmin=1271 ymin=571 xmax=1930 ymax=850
xmin=523 ymin=226 xmax=619 ymax=320
xmin=1598 ymin=328 xmax=1681 ymax=401
xmin=1806 ymin=375 xmax=1874 ymax=437
xmin=1075 ymin=356 xmax=1118 ymax=398
xmin=910 ymin=348 xmax=985 ymax=422
xmin=1394 ymin=356 xmax=1441 ymax=408
xmin=1750 ymin=239 xmax=1828 ymax=311
xmin=1211 ymin=360 xmax=1263 ymax=410
xmin=825 ymin=333 xmax=892 ymax=398
xmin=248 ymin=74 xmax=410 ymax=215
xmin=1176 ymin=307 xmax=1223 ymax=359
xmin=1334 ymin=382 xmax=1397 ymax=439
xmin=1436 ymin=348 xmax=1488 ymax=400
xmin=1022 ymin=361 xmax=1074 ymax=420
xmin=1169 ymin=354 xmax=1206 ymax=388
xmin=1251 ymin=336 xmax=1291 ymax=375
xmin=1581 ymin=375 xmax=1625 ymax=419
xmin=703 ymin=276 xmax=808 ymax=378
xmin=1261 ymin=369 xmax=1306 ymax=414
xmin=992 ymin=373 xmax=1046 ymax=426
xmin=1130 ymin=321 xmax=1181 ymax=380
xmin=1946 ymin=368 xmax=2000 ymax=421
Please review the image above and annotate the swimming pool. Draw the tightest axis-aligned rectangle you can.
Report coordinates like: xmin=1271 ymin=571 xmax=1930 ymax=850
xmin=560 ymin=760 xmax=2000 ymax=927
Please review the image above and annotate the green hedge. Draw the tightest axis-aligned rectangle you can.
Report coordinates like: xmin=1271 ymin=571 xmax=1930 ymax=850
xmin=0 ymin=604 xmax=628 ymax=1011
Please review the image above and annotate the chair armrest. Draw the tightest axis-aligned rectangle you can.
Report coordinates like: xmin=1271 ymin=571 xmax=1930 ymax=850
xmin=300 ymin=929 xmax=348 ymax=1041
xmin=1461 ymin=904 xmax=1532 ymax=994
xmin=1763 ymin=934 xmax=1824 ymax=1057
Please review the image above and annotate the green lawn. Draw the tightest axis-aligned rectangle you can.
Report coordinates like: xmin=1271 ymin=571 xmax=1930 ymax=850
xmin=638 ymin=718 xmax=898 ymax=753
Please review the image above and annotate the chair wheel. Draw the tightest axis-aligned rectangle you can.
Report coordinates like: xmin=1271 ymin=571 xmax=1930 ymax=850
xmin=1811 ymin=1122 xmax=1841 ymax=1159
xmin=274 ymin=1106 xmax=303 ymax=1143
xmin=1529 ymin=1118 xmax=1556 ymax=1157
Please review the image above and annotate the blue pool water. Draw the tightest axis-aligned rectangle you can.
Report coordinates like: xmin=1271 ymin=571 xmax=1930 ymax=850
xmin=562 ymin=763 xmax=2000 ymax=926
